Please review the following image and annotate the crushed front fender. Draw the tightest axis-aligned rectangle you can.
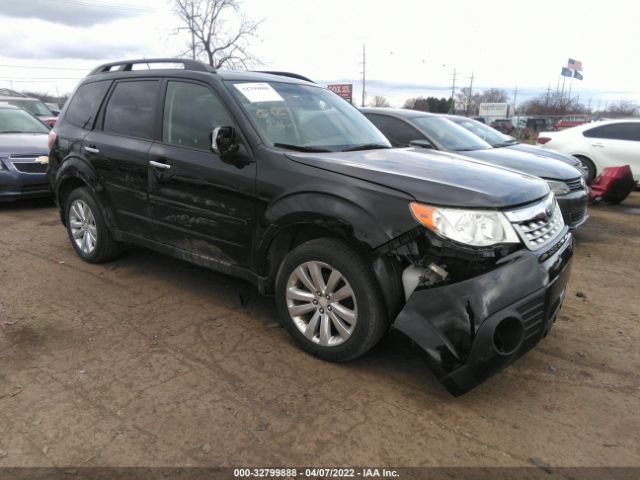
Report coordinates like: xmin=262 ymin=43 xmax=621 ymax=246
xmin=393 ymin=232 xmax=574 ymax=396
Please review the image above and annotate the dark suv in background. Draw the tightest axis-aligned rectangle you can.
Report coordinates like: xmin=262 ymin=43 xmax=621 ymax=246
xmin=48 ymin=59 xmax=574 ymax=395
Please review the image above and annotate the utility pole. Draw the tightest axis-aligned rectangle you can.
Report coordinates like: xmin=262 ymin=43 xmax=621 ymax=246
xmin=466 ymin=72 xmax=474 ymax=115
xmin=360 ymin=44 xmax=366 ymax=108
xmin=512 ymin=86 xmax=519 ymax=116
xmin=449 ymin=67 xmax=457 ymax=114
xmin=190 ymin=0 xmax=196 ymax=60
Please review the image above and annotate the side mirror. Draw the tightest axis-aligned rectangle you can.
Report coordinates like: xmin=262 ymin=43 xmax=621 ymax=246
xmin=211 ymin=126 xmax=240 ymax=158
xmin=409 ymin=139 xmax=435 ymax=149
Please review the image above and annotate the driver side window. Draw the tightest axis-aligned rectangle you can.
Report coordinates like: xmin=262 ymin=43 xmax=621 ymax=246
xmin=163 ymin=81 xmax=233 ymax=151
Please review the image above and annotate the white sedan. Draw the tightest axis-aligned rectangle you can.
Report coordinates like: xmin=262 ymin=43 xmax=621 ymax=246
xmin=537 ymin=119 xmax=640 ymax=183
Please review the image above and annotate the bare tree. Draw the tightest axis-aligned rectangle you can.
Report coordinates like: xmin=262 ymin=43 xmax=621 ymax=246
xmin=174 ymin=0 xmax=261 ymax=69
xmin=368 ymin=95 xmax=391 ymax=108
xmin=603 ymin=100 xmax=639 ymax=117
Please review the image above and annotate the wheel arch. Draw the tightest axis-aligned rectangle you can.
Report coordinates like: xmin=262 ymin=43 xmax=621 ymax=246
xmin=55 ymin=157 xmax=114 ymax=227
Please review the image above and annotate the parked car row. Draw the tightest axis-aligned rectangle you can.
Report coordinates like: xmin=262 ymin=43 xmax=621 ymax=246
xmin=362 ymin=108 xmax=589 ymax=229
xmin=41 ymin=58 xmax=579 ymax=396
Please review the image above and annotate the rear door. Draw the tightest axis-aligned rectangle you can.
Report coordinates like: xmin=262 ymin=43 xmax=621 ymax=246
xmin=83 ymin=79 xmax=160 ymax=237
xmin=147 ymin=79 xmax=256 ymax=268
xmin=585 ymin=122 xmax=640 ymax=178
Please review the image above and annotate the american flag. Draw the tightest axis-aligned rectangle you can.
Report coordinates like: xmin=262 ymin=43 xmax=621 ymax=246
xmin=567 ymin=58 xmax=583 ymax=71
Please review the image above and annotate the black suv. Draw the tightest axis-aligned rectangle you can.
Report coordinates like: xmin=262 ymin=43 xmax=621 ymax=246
xmin=48 ymin=59 xmax=574 ymax=395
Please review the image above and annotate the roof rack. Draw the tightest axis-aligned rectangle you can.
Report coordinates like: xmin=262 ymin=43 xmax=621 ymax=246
xmin=88 ymin=58 xmax=215 ymax=76
xmin=253 ymin=71 xmax=315 ymax=83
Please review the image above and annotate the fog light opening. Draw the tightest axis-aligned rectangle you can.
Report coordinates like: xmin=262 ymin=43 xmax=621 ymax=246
xmin=493 ymin=317 xmax=524 ymax=356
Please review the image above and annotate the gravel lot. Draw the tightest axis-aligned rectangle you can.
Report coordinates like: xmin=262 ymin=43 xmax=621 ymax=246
xmin=0 ymin=194 xmax=639 ymax=468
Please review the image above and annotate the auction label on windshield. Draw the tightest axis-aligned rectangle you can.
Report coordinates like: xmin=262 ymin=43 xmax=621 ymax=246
xmin=234 ymin=82 xmax=284 ymax=103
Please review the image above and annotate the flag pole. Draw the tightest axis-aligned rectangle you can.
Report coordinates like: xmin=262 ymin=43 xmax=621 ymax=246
xmin=567 ymin=76 xmax=573 ymax=105
xmin=560 ymin=75 xmax=566 ymax=104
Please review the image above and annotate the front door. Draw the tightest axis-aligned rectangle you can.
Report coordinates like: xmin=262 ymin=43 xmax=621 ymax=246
xmin=148 ymin=79 xmax=256 ymax=268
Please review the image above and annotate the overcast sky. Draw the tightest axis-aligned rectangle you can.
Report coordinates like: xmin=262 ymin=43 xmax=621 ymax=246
xmin=0 ymin=0 xmax=638 ymax=108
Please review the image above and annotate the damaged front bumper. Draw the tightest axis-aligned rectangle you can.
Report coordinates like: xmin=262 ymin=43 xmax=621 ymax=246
xmin=393 ymin=230 xmax=574 ymax=396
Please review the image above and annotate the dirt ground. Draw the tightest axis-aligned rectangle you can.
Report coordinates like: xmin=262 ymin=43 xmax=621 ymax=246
xmin=0 ymin=193 xmax=639 ymax=469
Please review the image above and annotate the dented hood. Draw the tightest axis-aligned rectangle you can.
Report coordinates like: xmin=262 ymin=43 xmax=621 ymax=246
xmin=286 ymin=147 xmax=549 ymax=208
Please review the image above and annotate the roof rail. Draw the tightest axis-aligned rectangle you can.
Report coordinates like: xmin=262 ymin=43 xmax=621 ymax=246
xmin=253 ymin=71 xmax=315 ymax=83
xmin=88 ymin=58 xmax=215 ymax=76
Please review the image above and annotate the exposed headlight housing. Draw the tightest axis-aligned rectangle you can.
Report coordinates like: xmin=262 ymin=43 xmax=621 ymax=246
xmin=409 ymin=203 xmax=520 ymax=247
xmin=546 ymin=180 xmax=570 ymax=196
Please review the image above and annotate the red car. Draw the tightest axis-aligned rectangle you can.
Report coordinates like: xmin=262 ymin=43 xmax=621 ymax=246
xmin=0 ymin=96 xmax=56 ymax=127
xmin=553 ymin=115 xmax=588 ymax=131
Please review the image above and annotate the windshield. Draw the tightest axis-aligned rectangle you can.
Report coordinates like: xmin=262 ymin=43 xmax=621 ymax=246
xmin=0 ymin=108 xmax=49 ymax=134
xmin=450 ymin=117 xmax=516 ymax=147
xmin=227 ymin=81 xmax=390 ymax=151
xmin=410 ymin=116 xmax=492 ymax=151
xmin=8 ymin=99 xmax=52 ymax=117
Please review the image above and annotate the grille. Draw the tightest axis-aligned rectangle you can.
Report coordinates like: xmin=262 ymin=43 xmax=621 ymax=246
xmin=504 ymin=194 xmax=565 ymax=251
xmin=12 ymin=162 xmax=47 ymax=173
xmin=566 ymin=177 xmax=585 ymax=192
xmin=569 ymin=209 xmax=587 ymax=224
xmin=517 ymin=296 xmax=545 ymax=343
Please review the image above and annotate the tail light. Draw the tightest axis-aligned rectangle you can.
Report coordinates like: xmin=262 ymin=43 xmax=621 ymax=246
xmin=537 ymin=137 xmax=551 ymax=145
xmin=48 ymin=130 xmax=57 ymax=151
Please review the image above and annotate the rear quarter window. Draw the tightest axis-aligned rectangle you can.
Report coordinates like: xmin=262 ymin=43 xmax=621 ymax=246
xmin=64 ymin=81 xmax=111 ymax=129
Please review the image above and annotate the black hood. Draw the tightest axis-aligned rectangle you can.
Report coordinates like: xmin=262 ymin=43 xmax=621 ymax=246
xmin=459 ymin=147 xmax=583 ymax=180
xmin=286 ymin=148 xmax=549 ymax=208
xmin=506 ymin=143 xmax=582 ymax=167
xmin=0 ymin=133 xmax=48 ymax=157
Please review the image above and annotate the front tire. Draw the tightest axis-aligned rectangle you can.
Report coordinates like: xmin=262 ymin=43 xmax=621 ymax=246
xmin=573 ymin=155 xmax=597 ymax=184
xmin=65 ymin=187 xmax=121 ymax=263
xmin=275 ymin=238 xmax=388 ymax=362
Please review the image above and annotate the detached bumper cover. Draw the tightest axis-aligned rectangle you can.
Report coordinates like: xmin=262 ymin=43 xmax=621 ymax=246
xmin=393 ymin=231 xmax=574 ymax=396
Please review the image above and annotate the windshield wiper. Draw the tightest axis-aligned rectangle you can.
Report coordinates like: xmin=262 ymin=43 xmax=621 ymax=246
xmin=342 ymin=144 xmax=390 ymax=152
xmin=274 ymin=143 xmax=332 ymax=153
xmin=493 ymin=140 xmax=518 ymax=148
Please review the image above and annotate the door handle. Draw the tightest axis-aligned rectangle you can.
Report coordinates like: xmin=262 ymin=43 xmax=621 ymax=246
xmin=149 ymin=160 xmax=171 ymax=170
xmin=84 ymin=146 xmax=99 ymax=154
xmin=591 ymin=143 xmax=605 ymax=148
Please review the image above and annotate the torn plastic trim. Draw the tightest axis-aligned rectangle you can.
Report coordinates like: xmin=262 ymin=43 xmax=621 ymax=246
xmin=392 ymin=232 xmax=574 ymax=395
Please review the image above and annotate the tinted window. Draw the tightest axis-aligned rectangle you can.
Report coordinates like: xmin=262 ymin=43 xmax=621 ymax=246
xmin=411 ymin=116 xmax=491 ymax=151
xmin=64 ymin=81 xmax=110 ymax=129
xmin=365 ymin=114 xmax=425 ymax=146
xmin=584 ymin=123 xmax=640 ymax=141
xmin=163 ymin=81 xmax=233 ymax=150
xmin=103 ymin=80 xmax=159 ymax=139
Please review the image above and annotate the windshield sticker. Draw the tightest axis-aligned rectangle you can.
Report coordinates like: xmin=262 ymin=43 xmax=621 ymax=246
xmin=233 ymin=83 xmax=283 ymax=103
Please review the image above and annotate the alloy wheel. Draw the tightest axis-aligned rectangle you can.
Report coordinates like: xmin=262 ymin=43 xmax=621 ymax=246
xmin=285 ymin=261 xmax=358 ymax=347
xmin=69 ymin=199 xmax=98 ymax=255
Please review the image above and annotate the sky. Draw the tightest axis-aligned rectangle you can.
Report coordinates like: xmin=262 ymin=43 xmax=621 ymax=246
xmin=0 ymin=0 xmax=638 ymax=109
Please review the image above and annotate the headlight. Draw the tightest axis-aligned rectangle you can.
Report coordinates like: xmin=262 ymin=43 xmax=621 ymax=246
xmin=546 ymin=180 xmax=570 ymax=195
xmin=409 ymin=203 xmax=520 ymax=247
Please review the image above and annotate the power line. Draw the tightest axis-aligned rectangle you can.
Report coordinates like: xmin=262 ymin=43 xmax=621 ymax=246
xmin=46 ymin=0 xmax=154 ymax=13
xmin=0 ymin=64 xmax=90 ymax=71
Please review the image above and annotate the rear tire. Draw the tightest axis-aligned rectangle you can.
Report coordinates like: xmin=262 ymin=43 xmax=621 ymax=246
xmin=275 ymin=238 xmax=388 ymax=362
xmin=573 ymin=155 xmax=597 ymax=184
xmin=65 ymin=187 xmax=122 ymax=263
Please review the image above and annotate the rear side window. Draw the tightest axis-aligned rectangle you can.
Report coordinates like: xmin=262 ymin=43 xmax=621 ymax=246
xmin=162 ymin=81 xmax=233 ymax=150
xmin=103 ymin=80 xmax=160 ymax=139
xmin=584 ymin=123 xmax=640 ymax=141
xmin=64 ymin=81 xmax=110 ymax=129
xmin=366 ymin=114 xmax=425 ymax=146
